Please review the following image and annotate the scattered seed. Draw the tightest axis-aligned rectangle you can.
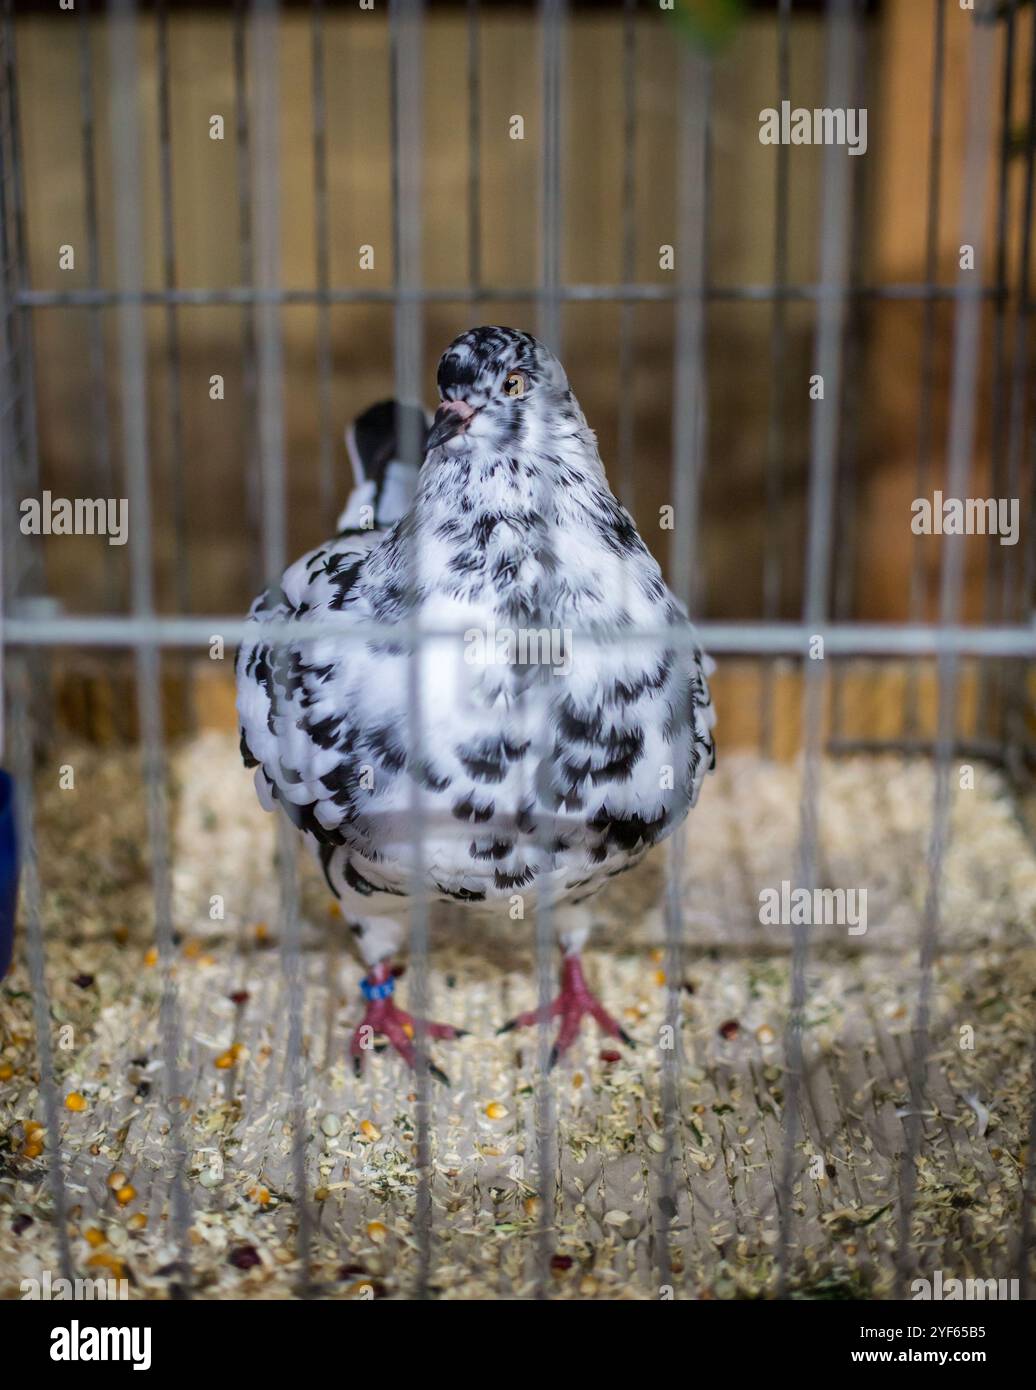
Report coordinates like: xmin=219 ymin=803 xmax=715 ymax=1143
xmin=114 ymin=1185 xmax=136 ymax=1207
xmin=719 ymin=1019 xmax=740 ymax=1041
xmin=321 ymin=1114 xmax=342 ymax=1138
xmin=359 ymin=1120 xmax=380 ymax=1141
xmin=366 ymin=1221 xmax=388 ymax=1243
xmin=73 ymin=973 xmax=95 ymax=989
xmin=65 ymin=1092 xmax=88 ymax=1113
xmin=11 ymin=1214 xmax=33 ymax=1236
xmin=550 ymin=1254 xmax=573 ymax=1272
xmin=484 ymin=1102 xmax=508 ymax=1120
xmin=84 ymin=1227 xmax=106 ymax=1248
xmin=228 ymin=1244 xmax=262 ymax=1270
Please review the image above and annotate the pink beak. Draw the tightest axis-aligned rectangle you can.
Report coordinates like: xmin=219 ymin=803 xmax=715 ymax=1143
xmin=428 ymin=398 xmax=476 ymax=450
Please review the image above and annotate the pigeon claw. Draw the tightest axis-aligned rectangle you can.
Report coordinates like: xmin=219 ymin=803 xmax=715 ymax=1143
xmin=350 ymin=971 xmax=465 ymax=1079
xmin=498 ymin=953 xmax=630 ymax=1066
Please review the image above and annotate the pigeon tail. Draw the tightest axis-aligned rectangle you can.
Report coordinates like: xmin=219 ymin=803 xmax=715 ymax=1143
xmin=337 ymin=399 xmax=429 ymax=534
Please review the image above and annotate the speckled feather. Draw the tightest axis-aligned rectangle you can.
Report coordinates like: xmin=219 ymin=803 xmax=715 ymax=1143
xmin=236 ymin=329 xmax=715 ymax=927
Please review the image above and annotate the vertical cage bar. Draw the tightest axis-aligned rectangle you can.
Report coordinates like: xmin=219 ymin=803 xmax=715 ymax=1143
xmin=8 ymin=668 xmax=74 ymax=1282
xmin=615 ymin=0 xmax=637 ymax=512
xmin=655 ymin=34 xmax=711 ymax=1297
xmin=250 ymin=0 xmax=312 ymax=1291
xmin=77 ymin=0 xmax=118 ymax=612
xmin=156 ymin=0 xmax=189 ymax=617
xmin=538 ymin=0 xmax=565 ymax=353
xmin=895 ymin=9 xmax=996 ymax=1297
xmin=390 ymin=0 xmax=433 ymax=1298
xmin=776 ymin=0 xmax=856 ymax=1296
xmin=0 ymin=0 xmax=45 ymax=619
xmin=311 ymin=0 xmax=335 ymax=531
xmin=530 ymin=0 xmax=569 ymax=1301
xmin=234 ymin=0 xmax=262 ymax=598
xmin=467 ymin=0 xmax=481 ymax=293
xmin=904 ymin=0 xmax=947 ymax=738
xmin=669 ymin=46 xmax=709 ymax=619
xmin=759 ymin=0 xmax=791 ymax=758
xmin=108 ymin=0 xmax=193 ymax=1279
xmin=829 ymin=13 xmax=870 ymax=743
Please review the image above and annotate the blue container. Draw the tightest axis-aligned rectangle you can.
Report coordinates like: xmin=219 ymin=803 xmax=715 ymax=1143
xmin=0 ymin=770 xmax=17 ymax=980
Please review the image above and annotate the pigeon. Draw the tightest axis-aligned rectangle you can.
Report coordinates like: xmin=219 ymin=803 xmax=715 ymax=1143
xmin=236 ymin=328 xmax=716 ymax=1079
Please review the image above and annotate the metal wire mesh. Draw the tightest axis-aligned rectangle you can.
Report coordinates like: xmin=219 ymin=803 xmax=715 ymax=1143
xmin=0 ymin=0 xmax=1034 ymax=1301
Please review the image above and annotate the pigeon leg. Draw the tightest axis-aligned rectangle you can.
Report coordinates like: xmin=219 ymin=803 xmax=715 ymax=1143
xmin=349 ymin=961 xmax=466 ymax=1083
xmin=498 ymin=953 xmax=634 ymax=1066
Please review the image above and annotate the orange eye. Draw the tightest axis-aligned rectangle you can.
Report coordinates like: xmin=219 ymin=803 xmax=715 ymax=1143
xmin=503 ymin=371 xmax=527 ymax=398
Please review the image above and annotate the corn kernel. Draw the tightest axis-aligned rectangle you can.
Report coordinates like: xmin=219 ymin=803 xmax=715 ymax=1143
xmin=65 ymin=1092 xmax=88 ymax=1113
xmin=107 ymin=1171 xmax=127 ymax=1190
xmin=484 ymin=1101 xmax=508 ymax=1120
xmin=24 ymin=1121 xmax=43 ymax=1139
xmin=214 ymin=1043 xmax=242 ymax=1070
xmin=22 ymin=1141 xmax=43 ymax=1159
xmin=86 ymin=1252 xmax=125 ymax=1278
xmin=128 ymin=1213 xmax=148 ymax=1231
xmin=114 ymin=1184 xmax=136 ymax=1206
xmin=402 ymin=1021 xmax=414 ymax=1039
xmin=248 ymin=1186 xmax=270 ymax=1207
xmin=654 ymin=970 xmax=666 ymax=987
xmin=84 ymin=1227 xmax=106 ymax=1248
xmin=327 ymin=901 xmax=341 ymax=918
xmin=360 ymin=1120 xmax=381 ymax=1141
xmin=366 ymin=1221 xmax=388 ymax=1243
xmin=144 ymin=947 xmax=158 ymax=967
xmin=0 ymin=1062 xmax=15 ymax=1081
xmin=572 ymin=1072 xmax=584 ymax=1089
xmin=183 ymin=939 xmax=205 ymax=959
xmin=254 ymin=922 xmax=270 ymax=943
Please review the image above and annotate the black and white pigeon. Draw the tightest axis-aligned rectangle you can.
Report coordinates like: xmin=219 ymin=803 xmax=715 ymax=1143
xmin=236 ymin=328 xmax=715 ymax=1078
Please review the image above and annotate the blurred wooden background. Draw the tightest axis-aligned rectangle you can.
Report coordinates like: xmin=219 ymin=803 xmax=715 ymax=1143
xmin=8 ymin=0 xmax=1034 ymax=753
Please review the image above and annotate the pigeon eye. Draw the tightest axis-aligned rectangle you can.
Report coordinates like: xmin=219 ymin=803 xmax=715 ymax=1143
xmin=503 ymin=371 xmax=527 ymax=398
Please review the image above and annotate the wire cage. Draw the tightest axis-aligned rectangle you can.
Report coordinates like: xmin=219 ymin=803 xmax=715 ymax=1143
xmin=0 ymin=0 xmax=1034 ymax=1303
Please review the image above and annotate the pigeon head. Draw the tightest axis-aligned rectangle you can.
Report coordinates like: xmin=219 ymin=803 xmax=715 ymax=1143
xmin=427 ymin=325 xmax=570 ymax=455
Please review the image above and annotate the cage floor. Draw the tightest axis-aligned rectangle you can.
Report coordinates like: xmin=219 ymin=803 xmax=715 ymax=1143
xmin=2 ymin=734 xmax=1035 ymax=1300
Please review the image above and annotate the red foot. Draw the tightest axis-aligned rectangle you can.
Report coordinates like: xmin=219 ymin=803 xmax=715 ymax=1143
xmin=350 ymin=962 xmax=465 ymax=1084
xmin=497 ymin=954 xmax=635 ymax=1067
